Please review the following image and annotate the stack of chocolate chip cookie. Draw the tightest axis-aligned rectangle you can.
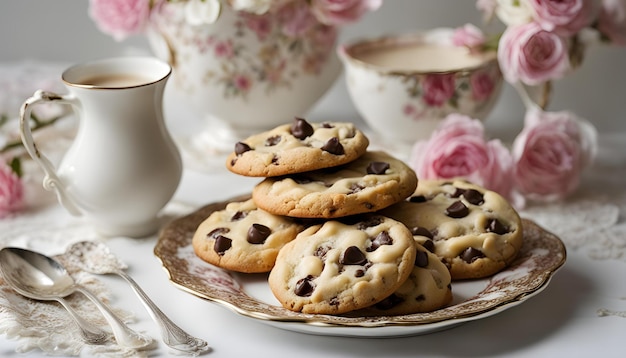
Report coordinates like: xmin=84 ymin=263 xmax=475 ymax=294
xmin=192 ymin=117 xmax=523 ymax=316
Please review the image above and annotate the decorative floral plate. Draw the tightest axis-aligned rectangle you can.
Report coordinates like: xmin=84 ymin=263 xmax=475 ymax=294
xmin=154 ymin=198 xmax=566 ymax=337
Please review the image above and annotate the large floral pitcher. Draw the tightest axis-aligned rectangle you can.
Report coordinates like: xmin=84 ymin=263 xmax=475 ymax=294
xmin=147 ymin=2 xmax=341 ymax=160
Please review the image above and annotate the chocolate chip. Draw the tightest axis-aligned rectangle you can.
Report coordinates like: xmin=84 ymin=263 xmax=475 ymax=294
xmin=294 ymin=275 xmax=315 ymax=297
xmin=265 ymin=135 xmax=281 ymax=146
xmin=356 ymin=216 xmax=384 ymax=230
xmin=409 ymin=195 xmax=427 ymax=203
xmin=367 ymin=231 xmax=393 ymax=252
xmin=340 ymin=246 xmax=367 ymax=265
xmin=355 ymin=269 xmax=365 ymax=277
xmin=445 ymin=201 xmax=469 ymax=218
xmin=349 ymin=183 xmax=365 ymax=194
xmin=451 ymin=188 xmax=485 ymax=205
xmin=231 ymin=211 xmax=248 ymax=221
xmin=234 ymin=141 xmax=251 ymax=155
xmin=410 ymin=226 xmax=433 ymax=239
xmin=321 ymin=137 xmax=344 ymax=155
xmin=451 ymin=187 xmax=465 ymax=198
xmin=247 ymin=223 xmax=271 ymax=244
xmin=315 ymin=245 xmax=330 ymax=260
xmin=375 ymin=294 xmax=404 ymax=310
xmin=207 ymin=227 xmax=229 ymax=239
xmin=421 ymin=239 xmax=436 ymax=253
xmin=366 ymin=161 xmax=390 ymax=175
xmin=414 ymin=250 xmax=429 ymax=267
xmin=292 ymin=175 xmax=314 ymax=184
xmin=214 ymin=235 xmax=232 ymax=256
xmin=460 ymin=247 xmax=485 ymax=263
xmin=290 ymin=117 xmax=314 ymax=140
xmin=463 ymin=189 xmax=484 ymax=205
xmin=321 ymin=122 xmax=334 ymax=128
xmin=486 ymin=218 xmax=508 ymax=235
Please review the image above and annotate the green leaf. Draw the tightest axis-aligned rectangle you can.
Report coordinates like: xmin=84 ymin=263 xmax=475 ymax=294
xmin=9 ymin=157 xmax=22 ymax=178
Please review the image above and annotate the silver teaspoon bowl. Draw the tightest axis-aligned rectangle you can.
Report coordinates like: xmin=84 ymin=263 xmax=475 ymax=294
xmin=0 ymin=247 xmax=153 ymax=349
xmin=0 ymin=247 xmax=110 ymax=345
xmin=67 ymin=241 xmax=210 ymax=355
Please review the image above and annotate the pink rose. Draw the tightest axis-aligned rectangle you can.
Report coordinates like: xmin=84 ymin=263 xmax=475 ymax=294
xmin=88 ymin=0 xmax=151 ymax=41
xmin=409 ymin=114 xmax=517 ymax=203
xmin=476 ymin=0 xmax=497 ymax=20
xmin=422 ymin=74 xmax=456 ymax=107
xmin=243 ymin=13 xmax=273 ymax=41
xmin=0 ymin=160 xmax=24 ymax=218
xmin=527 ymin=0 xmax=597 ymax=36
xmin=470 ymin=70 xmax=495 ymax=101
xmin=452 ymin=23 xmax=487 ymax=53
xmin=234 ymin=74 xmax=252 ymax=92
xmin=512 ymin=107 xmax=596 ymax=201
xmin=498 ymin=21 xmax=570 ymax=85
xmin=214 ymin=40 xmax=235 ymax=59
xmin=310 ymin=0 xmax=382 ymax=26
xmin=277 ymin=2 xmax=318 ymax=37
xmin=598 ymin=0 xmax=626 ymax=46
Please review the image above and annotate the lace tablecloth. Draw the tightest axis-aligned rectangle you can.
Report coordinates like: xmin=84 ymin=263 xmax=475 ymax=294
xmin=0 ymin=201 xmax=194 ymax=357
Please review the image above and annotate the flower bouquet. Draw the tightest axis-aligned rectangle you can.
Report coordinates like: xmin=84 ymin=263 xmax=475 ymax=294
xmin=410 ymin=0 xmax=625 ymax=207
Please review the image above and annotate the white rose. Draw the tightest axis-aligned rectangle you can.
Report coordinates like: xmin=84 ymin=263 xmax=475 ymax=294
xmin=229 ymin=0 xmax=275 ymax=15
xmin=496 ymin=0 xmax=533 ymax=26
xmin=185 ymin=0 xmax=222 ymax=26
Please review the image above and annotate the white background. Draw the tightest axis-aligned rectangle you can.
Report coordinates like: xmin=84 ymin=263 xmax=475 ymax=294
xmin=2 ymin=0 xmax=626 ymax=140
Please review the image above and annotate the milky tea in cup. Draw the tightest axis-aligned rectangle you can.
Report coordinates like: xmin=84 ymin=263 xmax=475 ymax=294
xmin=339 ymin=29 xmax=502 ymax=143
xmin=19 ymin=57 xmax=182 ymax=238
xmin=77 ymin=73 xmax=154 ymax=87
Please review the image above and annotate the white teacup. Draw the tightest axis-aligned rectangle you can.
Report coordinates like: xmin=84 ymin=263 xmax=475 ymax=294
xmin=339 ymin=29 xmax=503 ymax=143
xmin=19 ymin=57 xmax=182 ymax=237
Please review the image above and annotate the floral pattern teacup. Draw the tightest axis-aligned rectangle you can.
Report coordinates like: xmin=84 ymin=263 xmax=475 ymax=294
xmin=339 ymin=28 xmax=503 ymax=143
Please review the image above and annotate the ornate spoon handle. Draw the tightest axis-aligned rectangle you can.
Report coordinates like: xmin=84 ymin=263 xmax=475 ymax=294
xmin=116 ymin=269 xmax=210 ymax=355
xmin=55 ymin=297 xmax=110 ymax=345
xmin=75 ymin=285 xmax=154 ymax=349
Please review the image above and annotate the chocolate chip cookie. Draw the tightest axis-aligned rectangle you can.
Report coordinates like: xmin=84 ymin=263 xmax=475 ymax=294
xmin=192 ymin=199 xmax=304 ymax=273
xmin=252 ymin=151 xmax=418 ymax=219
xmin=355 ymin=242 xmax=452 ymax=316
xmin=226 ymin=118 xmax=369 ymax=177
xmin=268 ymin=215 xmax=416 ymax=314
xmin=380 ymin=179 xmax=523 ymax=280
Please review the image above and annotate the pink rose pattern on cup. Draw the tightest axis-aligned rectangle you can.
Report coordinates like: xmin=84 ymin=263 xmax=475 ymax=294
xmin=151 ymin=4 xmax=338 ymax=100
xmin=400 ymin=66 xmax=499 ymax=122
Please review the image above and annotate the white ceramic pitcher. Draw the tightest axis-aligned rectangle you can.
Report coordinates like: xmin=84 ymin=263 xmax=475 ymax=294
xmin=19 ymin=57 xmax=182 ymax=237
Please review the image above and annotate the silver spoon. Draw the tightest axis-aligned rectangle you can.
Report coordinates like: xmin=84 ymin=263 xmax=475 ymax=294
xmin=0 ymin=247 xmax=153 ymax=349
xmin=66 ymin=241 xmax=210 ymax=356
xmin=0 ymin=247 xmax=110 ymax=345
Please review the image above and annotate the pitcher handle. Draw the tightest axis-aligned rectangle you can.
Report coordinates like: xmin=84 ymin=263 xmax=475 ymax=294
xmin=19 ymin=90 xmax=82 ymax=216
